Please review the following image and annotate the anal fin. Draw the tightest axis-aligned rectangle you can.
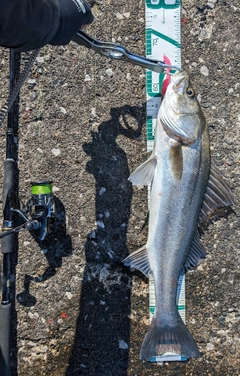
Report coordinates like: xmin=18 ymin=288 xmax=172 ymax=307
xmin=123 ymin=245 xmax=151 ymax=277
xmin=185 ymin=231 xmax=206 ymax=272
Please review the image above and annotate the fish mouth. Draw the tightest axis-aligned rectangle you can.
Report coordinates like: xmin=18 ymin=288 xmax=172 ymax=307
xmin=171 ymin=71 xmax=188 ymax=94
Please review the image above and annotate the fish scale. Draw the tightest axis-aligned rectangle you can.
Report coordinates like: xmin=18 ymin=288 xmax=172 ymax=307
xmin=136 ymin=89 xmax=210 ymax=358
xmin=145 ymin=0 xmax=184 ymax=362
xmin=124 ymin=70 xmax=234 ymax=361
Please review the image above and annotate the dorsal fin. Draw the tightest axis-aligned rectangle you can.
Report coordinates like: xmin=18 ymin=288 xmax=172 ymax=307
xmin=200 ymin=163 xmax=234 ymax=222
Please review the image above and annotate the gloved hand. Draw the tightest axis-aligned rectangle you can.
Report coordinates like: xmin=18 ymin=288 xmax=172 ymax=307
xmin=0 ymin=0 xmax=94 ymax=52
xmin=50 ymin=0 xmax=94 ymax=46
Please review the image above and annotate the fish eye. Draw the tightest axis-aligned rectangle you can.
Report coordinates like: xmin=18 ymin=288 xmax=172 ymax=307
xmin=186 ymin=88 xmax=195 ymax=97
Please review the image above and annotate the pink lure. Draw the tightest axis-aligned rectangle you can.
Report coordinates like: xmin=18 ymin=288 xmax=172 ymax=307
xmin=161 ymin=55 xmax=172 ymax=96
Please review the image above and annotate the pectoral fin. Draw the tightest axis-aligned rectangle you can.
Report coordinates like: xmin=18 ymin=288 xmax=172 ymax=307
xmin=170 ymin=142 xmax=183 ymax=181
xmin=200 ymin=163 xmax=234 ymax=222
xmin=128 ymin=155 xmax=157 ymax=186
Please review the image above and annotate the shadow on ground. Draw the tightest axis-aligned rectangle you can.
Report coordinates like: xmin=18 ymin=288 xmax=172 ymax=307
xmin=16 ymin=197 xmax=72 ymax=307
xmin=66 ymin=104 xmax=145 ymax=376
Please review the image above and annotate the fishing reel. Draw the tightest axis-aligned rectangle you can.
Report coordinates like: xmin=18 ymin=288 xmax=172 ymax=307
xmin=25 ymin=181 xmax=55 ymax=240
xmin=1 ymin=181 xmax=55 ymax=241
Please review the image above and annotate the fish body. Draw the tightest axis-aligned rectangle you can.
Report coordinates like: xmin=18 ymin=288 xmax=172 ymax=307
xmin=124 ymin=71 xmax=234 ymax=361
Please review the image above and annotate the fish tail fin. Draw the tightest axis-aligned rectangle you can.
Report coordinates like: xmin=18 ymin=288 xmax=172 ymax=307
xmin=140 ymin=315 xmax=200 ymax=361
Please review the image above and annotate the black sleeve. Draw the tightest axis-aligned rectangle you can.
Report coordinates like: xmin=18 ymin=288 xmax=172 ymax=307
xmin=0 ymin=0 xmax=93 ymax=52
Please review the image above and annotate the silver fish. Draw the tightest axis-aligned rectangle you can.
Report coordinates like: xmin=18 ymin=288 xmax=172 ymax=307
xmin=124 ymin=71 xmax=234 ymax=361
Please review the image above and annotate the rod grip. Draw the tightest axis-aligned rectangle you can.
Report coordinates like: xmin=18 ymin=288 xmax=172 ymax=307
xmin=2 ymin=159 xmax=16 ymax=213
xmin=1 ymin=234 xmax=15 ymax=254
xmin=1 ymin=159 xmax=16 ymax=254
xmin=0 ymin=303 xmax=11 ymax=376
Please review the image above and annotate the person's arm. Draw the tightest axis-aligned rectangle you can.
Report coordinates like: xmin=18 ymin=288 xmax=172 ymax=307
xmin=0 ymin=0 xmax=93 ymax=52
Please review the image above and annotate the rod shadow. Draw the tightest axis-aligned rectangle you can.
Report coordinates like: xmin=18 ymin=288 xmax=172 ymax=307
xmin=66 ymin=104 xmax=145 ymax=376
xmin=16 ymin=197 xmax=72 ymax=307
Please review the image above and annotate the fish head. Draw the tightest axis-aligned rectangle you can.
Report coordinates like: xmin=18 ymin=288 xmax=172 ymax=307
xmin=159 ymin=70 xmax=206 ymax=145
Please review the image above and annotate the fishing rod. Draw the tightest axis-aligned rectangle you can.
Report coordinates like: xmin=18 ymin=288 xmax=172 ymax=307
xmin=0 ymin=49 xmax=20 ymax=376
xmin=0 ymin=51 xmax=55 ymax=376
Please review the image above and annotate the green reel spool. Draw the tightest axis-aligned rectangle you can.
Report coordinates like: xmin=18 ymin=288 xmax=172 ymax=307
xmin=31 ymin=181 xmax=52 ymax=195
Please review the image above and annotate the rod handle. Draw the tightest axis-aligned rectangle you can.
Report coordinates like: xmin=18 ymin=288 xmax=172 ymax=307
xmin=0 ymin=303 xmax=11 ymax=376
